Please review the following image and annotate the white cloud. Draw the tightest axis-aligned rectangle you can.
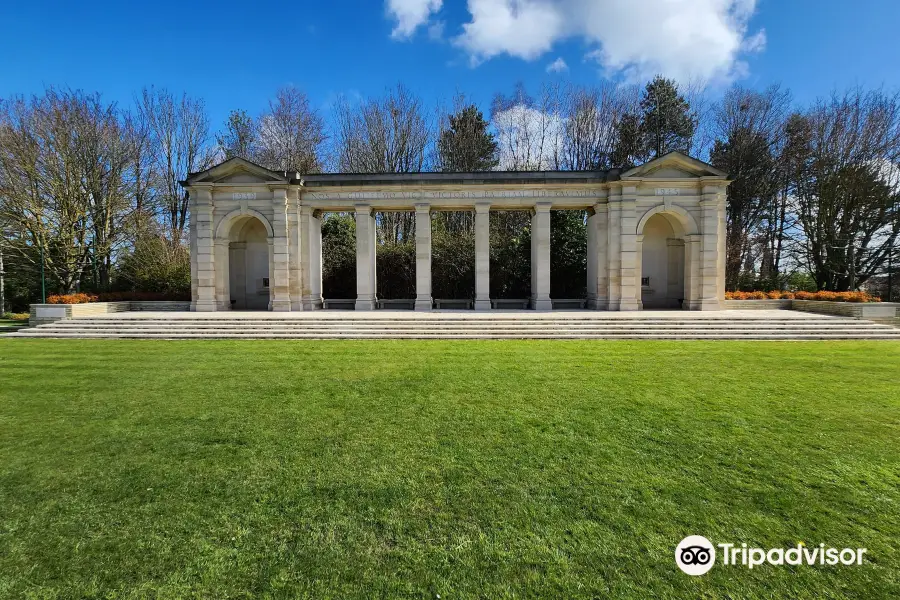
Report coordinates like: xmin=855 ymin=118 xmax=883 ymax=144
xmin=493 ymin=104 xmax=565 ymax=170
xmin=546 ymin=57 xmax=568 ymax=73
xmin=428 ymin=20 xmax=445 ymax=41
xmin=387 ymin=0 xmax=443 ymax=39
xmin=454 ymin=0 xmax=766 ymax=83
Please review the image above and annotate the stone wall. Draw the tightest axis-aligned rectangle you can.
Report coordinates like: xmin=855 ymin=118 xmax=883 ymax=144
xmin=723 ymin=299 xmax=792 ymax=310
xmin=29 ymin=301 xmax=191 ymax=325
xmin=726 ymin=299 xmax=900 ymax=323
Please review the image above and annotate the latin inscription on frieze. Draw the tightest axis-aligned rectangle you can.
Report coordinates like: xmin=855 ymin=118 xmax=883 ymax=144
xmin=306 ymin=190 xmax=596 ymax=201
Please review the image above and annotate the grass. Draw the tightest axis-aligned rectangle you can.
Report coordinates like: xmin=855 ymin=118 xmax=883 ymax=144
xmin=0 ymin=313 xmax=29 ymax=328
xmin=0 ymin=340 xmax=898 ymax=599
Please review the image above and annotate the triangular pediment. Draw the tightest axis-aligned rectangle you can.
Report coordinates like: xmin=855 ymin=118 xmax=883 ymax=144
xmin=622 ymin=151 xmax=727 ymax=179
xmin=183 ymin=157 xmax=289 ymax=185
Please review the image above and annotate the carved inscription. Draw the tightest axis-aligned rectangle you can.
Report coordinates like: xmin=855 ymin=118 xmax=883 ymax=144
xmin=306 ymin=190 xmax=596 ymax=201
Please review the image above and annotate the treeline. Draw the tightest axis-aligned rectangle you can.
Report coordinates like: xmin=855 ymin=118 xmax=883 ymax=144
xmin=1 ymin=78 xmax=899 ymax=312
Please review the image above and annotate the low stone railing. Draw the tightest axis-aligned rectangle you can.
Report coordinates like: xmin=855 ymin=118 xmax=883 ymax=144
xmin=29 ymin=301 xmax=191 ymax=326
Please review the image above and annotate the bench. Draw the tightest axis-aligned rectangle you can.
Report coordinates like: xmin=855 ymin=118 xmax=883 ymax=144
xmin=491 ymin=298 xmax=529 ymax=309
xmin=551 ymin=298 xmax=587 ymax=309
xmin=322 ymin=299 xmax=356 ymax=310
xmin=377 ymin=299 xmax=415 ymax=310
xmin=434 ymin=299 xmax=473 ymax=310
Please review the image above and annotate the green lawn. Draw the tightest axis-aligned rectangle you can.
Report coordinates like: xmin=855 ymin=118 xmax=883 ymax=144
xmin=0 ymin=340 xmax=898 ymax=599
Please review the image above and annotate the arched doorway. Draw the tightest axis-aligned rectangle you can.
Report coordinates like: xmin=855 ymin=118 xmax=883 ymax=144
xmin=228 ymin=217 xmax=270 ymax=310
xmin=639 ymin=212 xmax=687 ymax=309
xmin=215 ymin=210 xmax=274 ymax=311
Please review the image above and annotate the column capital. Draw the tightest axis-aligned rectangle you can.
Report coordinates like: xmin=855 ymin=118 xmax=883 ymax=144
xmin=474 ymin=202 xmax=491 ymax=214
xmin=594 ymin=202 xmax=608 ymax=214
xmin=190 ymin=187 xmax=213 ymax=206
xmin=354 ymin=203 xmax=372 ymax=214
xmin=414 ymin=202 xmax=431 ymax=213
xmin=534 ymin=201 xmax=552 ymax=213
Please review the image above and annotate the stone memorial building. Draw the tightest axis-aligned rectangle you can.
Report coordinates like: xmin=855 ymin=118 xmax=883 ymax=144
xmin=182 ymin=151 xmax=728 ymax=312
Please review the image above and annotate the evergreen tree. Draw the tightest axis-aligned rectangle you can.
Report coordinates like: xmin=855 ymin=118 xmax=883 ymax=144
xmin=216 ymin=109 xmax=256 ymax=161
xmin=639 ymin=76 xmax=695 ymax=158
xmin=438 ymin=105 xmax=499 ymax=172
xmin=611 ymin=76 xmax=695 ymax=167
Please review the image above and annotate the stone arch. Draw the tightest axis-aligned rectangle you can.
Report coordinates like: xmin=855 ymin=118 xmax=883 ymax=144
xmin=213 ymin=209 xmax=274 ymax=311
xmin=215 ymin=208 xmax=274 ymax=240
xmin=636 ymin=203 xmax=699 ymax=237
xmin=635 ymin=204 xmax=697 ymax=310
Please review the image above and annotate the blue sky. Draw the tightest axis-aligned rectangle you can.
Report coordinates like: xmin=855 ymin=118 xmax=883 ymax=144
xmin=1 ymin=0 xmax=898 ymax=129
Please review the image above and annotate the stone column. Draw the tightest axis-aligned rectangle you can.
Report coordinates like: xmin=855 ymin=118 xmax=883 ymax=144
xmin=618 ymin=187 xmax=640 ymax=310
xmin=595 ymin=203 xmax=609 ymax=310
xmin=415 ymin=203 xmax=432 ymax=311
xmin=270 ymin=188 xmax=292 ymax=311
xmin=288 ymin=191 xmax=303 ymax=311
xmin=606 ymin=190 xmax=622 ymax=310
xmin=355 ymin=204 xmax=377 ymax=310
xmin=474 ymin=202 xmax=491 ymax=310
xmin=214 ymin=239 xmax=230 ymax=310
xmin=191 ymin=188 xmax=217 ymax=311
xmin=634 ymin=234 xmax=644 ymax=309
xmin=684 ymin=234 xmax=702 ymax=310
xmin=300 ymin=205 xmax=323 ymax=310
xmin=586 ymin=207 xmax=598 ymax=308
xmin=267 ymin=238 xmax=275 ymax=310
xmin=309 ymin=210 xmax=323 ymax=309
xmin=699 ymin=187 xmax=722 ymax=310
xmin=530 ymin=202 xmax=552 ymax=310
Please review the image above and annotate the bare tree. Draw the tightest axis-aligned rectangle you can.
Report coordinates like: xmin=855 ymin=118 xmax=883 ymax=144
xmin=138 ymin=87 xmax=214 ymax=244
xmin=0 ymin=89 xmax=138 ymax=292
xmin=709 ymin=84 xmax=792 ymax=288
xmin=255 ymin=87 xmax=325 ymax=174
xmin=562 ymin=83 xmax=639 ymax=170
xmin=492 ymin=83 xmax=564 ymax=171
xmin=333 ymin=84 xmax=432 ymax=174
xmin=792 ymin=88 xmax=900 ymax=290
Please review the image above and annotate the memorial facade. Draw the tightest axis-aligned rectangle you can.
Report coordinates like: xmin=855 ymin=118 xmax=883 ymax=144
xmin=182 ymin=151 xmax=729 ymax=311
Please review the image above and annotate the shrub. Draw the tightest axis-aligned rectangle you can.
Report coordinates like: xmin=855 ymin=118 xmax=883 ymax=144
xmin=47 ymin=293 xmax=98 ymax=304
xmin=2 ymin=312 xmax=30 ymax=322
xmin=45 ymin=291 xmax=189 ymax=305
xmin=726 ymin=290 xmax=880 ymax=302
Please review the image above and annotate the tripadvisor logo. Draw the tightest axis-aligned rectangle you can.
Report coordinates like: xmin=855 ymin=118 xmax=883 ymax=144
xmin=675 ymin=535 xmax=867 ymax=576
xmin=676 ymin=535 xmax=716 ymax=575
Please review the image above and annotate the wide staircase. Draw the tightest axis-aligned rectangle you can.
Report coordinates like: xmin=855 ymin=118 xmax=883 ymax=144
xmin=7 ymin=313 xmax=900 ymax=340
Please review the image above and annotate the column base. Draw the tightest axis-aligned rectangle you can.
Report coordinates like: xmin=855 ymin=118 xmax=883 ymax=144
xmin=191 ymin=301 xmax=217 ymax=312
xmin=615 ymin=299 xmax=641 ymax=311
xmin=355 ymin=298 xmax=377 ymax=311
xmin=271 ymin=299 xmax=292 ymax=312
xmin=415 ymin=298 xmax=433 ymax=311
xmin=697 ymin=299 xmax=722 ymax=311
xmin=474 ymin=299 xmax=492 ymax=311
xmin=586 ymin=298 xmax=609 ymax=310
xmin=302 ymin=297 xmax=324 ymax=310
xmin=531 ymin=297 xmax=553 ymax=311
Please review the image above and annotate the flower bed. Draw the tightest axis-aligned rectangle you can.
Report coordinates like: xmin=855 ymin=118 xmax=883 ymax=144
xmin=47 ymin=291 xmax=190 ymax=304
xmin=725 ymin=291 xmax=880 ymax=303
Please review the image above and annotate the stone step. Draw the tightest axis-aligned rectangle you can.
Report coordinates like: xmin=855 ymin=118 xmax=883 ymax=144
xmin=46 ymin=319 xmax=878 ymax=327
xmin=31 ymin=324 xmax=900 ymax=335
xmin=10 ymin=331 xmax=900 ymax=340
